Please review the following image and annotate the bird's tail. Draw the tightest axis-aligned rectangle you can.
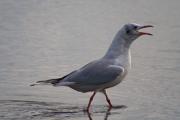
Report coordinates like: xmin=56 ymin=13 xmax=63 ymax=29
xmin=30 ymin=71 xmax=76 ymax=87
xmin=30 ymin=78 xmax=61 ymax=87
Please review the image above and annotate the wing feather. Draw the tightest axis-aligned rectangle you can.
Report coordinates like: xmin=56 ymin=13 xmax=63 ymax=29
xmin=62 ymin=60 xmax=124 ymax=86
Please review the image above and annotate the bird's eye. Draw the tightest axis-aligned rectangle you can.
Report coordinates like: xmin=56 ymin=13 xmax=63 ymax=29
xmin=133 ymin=26 xmax=137 ymax=29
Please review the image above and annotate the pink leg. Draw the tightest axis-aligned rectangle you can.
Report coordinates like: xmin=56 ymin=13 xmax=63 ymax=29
xmin=87 ymin=92 xmax=96 ymax=112
xmin=103 ymin=90 xmax=112 ymax=110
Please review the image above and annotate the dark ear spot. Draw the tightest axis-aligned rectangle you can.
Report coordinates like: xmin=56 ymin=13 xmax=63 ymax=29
xmin=126 ymin=28 xmax=130 ymax=34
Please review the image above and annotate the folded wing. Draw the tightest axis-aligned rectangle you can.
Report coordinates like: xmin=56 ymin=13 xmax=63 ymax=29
xmin=59 ymin=60 xmax=124 ymax=86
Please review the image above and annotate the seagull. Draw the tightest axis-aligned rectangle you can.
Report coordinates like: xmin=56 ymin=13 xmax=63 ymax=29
xmin=31 ymin=23 xmax=153 ymax=112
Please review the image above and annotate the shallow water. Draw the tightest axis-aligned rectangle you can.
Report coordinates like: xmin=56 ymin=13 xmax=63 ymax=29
xmin=0 ymin=100 xmax=127 ymax=120
xmin=0 ymin=0 xmax=180 ymax=120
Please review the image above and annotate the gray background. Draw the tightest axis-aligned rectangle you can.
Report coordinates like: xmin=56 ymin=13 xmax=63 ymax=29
xmin=0 ymin=0 xmax=180 ymax=120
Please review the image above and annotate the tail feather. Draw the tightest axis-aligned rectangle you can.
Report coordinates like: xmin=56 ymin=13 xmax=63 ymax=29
xmin=30 ymin=70 xmax=76 ymax=87
xmin=30 ymin=78 xmax=60 ymax=86
xmin=37 ymin=79 xmax=60 ymax=84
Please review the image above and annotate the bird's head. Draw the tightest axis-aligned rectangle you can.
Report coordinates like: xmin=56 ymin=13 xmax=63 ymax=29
xmin=120 ymin=23 xmax=153 ymax=44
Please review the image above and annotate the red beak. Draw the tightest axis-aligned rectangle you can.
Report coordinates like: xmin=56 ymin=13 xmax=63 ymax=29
xmin=138 ymin=25 xmax=154 ymax=36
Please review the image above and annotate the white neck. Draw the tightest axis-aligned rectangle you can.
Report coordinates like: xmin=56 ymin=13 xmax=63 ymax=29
xmin=103 ymin=31 xmax=131 ymax=68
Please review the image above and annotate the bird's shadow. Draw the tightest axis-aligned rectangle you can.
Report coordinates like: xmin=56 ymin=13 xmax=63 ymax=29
xmin=0 ymin=100 xmax=127 ymax=120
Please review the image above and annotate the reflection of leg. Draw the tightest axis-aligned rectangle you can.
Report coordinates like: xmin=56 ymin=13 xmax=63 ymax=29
xmin=104 ymin=109 xmax=111 ymax=120
xmin=87 ymin=110 xmax=93 ymax=120
xmin=87 ymin=105 xmax=111 ymax=120
xmin=103 ymin=90 xmax=112 ymax=110
xmin=87 ymin=92 xmax=96 ymax=112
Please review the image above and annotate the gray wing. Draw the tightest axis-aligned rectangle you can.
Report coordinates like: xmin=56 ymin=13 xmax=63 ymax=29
xmin=62 ymin=60 xmax=124 ymax=86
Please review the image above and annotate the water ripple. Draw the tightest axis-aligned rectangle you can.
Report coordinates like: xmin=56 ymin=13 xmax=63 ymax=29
xmin=0 ymin=100 xmax=127 ymax=120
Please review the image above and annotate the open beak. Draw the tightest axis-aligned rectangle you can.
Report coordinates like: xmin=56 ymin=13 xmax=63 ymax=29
xmin=137 ymin=25 xmax=153 ymax=36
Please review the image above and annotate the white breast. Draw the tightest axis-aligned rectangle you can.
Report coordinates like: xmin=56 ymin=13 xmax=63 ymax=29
xmin=128 ymin=49 xmax=132 ymax=69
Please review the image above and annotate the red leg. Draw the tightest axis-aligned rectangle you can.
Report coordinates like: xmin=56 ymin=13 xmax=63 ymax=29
xmin=103 ymin=90 xmax=112 ymax=110
xmin=87 ymin=92 xmax=96 ymax=112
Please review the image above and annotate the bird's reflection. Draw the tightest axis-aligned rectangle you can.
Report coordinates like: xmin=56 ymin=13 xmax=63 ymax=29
xmin=87 ymin=108 xmax=111 ymax=120
xmin=86 ymin=105 xmax=127 ymax=120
